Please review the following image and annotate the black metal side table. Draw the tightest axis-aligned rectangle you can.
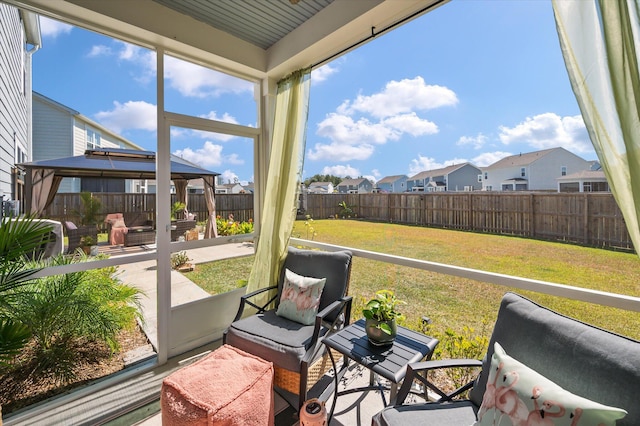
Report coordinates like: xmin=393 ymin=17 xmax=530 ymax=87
xmin=323 ymin=319 xmax=439 ymax=421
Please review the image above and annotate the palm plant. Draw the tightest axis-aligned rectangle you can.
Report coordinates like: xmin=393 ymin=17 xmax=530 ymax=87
xmin=0 ymin=216 xmax=54 ymax=365
xmin=3 ymin=254 xmax=143 ymax=381
xmin=75 ymin=192 xmax=102 ymax=226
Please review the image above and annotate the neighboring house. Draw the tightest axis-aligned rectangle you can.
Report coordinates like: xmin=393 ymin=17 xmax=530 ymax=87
xmin=0 ymin=4 xmax=41 ymax=212
xmin=243 ymin=182 xmax=255 ymax=193
xmin=215 ymin=183 xmax=244 ymax=194
xmin=557 ymin=170 xmax=610 ymax=192
xmin=482 ymin=147 xmax=593 ymax=191
xmin=336 ymin=178 xmax=373 ymax=194
xmin=32 ymin=91 xmax=144 ymax=193
xmin=375 ymin=175 xmax=407 ymax=193
xmin=307 ymin=181 xmax=334 ymax=194
xmin=407 ymin=163 xmax=482 ymax=192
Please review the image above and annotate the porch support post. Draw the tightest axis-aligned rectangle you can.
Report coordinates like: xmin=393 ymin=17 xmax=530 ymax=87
xmin=156 ymin=48 xmax=171 ymax=365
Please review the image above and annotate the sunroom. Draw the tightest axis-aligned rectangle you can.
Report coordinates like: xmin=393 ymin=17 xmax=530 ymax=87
xmin=2 ymin=0 xmax=640 ymax=425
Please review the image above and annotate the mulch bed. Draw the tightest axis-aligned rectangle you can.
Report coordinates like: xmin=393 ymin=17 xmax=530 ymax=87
xmin=0 ymin=324 xmax=151 ymax=415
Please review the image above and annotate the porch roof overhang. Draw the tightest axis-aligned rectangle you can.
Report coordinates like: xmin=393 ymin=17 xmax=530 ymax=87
xmin=5 ymin=0 xmax=449 ymax=80
xmin=18 ymin=148 xmax=220 ymax=181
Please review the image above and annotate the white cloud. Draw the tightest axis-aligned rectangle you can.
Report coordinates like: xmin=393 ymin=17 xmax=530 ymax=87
xmin=472 ymin=151 xmax=513 ymax=167
xmin=94 ymin=100 xmax=157 ymax=133
xmin=173 ymin=141 xmax=244 ymax=169
xmin=321 ymin=165 xmax=360 ymax=178
xmin=315 ymin=112 xmax=437 ymax=150
xmin=187 ymin=111 xmax=241 ymax=141
xmin=87 ymin=40 xmax=253 ymax=97
xmin=317 ymin=114 xmax=397 ymax=145
xmin=338 ymin=76 xmax=458 ymax=119
xmin=498 ymin=113 xmax=592 ymax=153
xmin=164 ymin=55 xmax=253 ymax=98
xmin=39 ymin=17 xmax=73 ymax=38
xmin=307 ymin=142 xmax=374 ymax=161
xmin=220 ymin=170 xmax=240 ymax=185
xmin=87 ymin=45 xmax=112 ymax=57
xmin=457 ymin=133 xmax=488 ymax=150
xmin=408 ymin=155 xmax=469 ymax=175
xmin=382 ymin=113 xmax=439 ymax=137
xmin=311 ymin=76 xmax=453 ymax=163
xmin=311 ymin=64 xmax=338 ymax=84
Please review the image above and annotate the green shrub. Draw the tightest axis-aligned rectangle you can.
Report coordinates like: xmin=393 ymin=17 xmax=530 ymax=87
xmin=216 ymin=215 xmax=254 ymax=236
xmin=171 ymin=251 xmax=191 ymax=269
xmin=1 ymin=255 xmax=142 ymax=382
xmin=431 ymin=324 xmax=489 ymax=396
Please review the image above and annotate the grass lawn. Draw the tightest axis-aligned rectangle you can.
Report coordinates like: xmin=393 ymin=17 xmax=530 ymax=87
xmin=188 ymin=219 xmax=640 ymax=341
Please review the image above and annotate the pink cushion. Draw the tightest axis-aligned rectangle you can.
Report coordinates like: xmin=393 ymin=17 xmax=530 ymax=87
xmin=113 ymin=219 xmax=126 ymax=228
xmin=161 ymin=345 xmax=274 ymax=425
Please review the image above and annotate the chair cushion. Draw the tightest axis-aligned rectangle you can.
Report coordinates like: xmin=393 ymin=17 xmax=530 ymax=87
xmin=469 ymin=293 xmax=640 ymax=426
xmin=372 ymin=400 xmax=478 ymax=426
xmin=276 ymin=268 xmax=326 ymax=325
xmin=113 ymin=219 xmax=126 ymax=228
xmin=225 ymin=310 xmax=328 ymax=372
xmin=475 ymin=342 xmax=627 ymax=426
xmin=279 ymin=247 xmax=352 ymax=323
xmin=64 ymin=221 xmax=77 ymax=230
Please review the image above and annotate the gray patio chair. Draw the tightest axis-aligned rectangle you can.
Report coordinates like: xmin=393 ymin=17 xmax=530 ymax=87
xmin=372 ymin=292 xmax=640 ymax=426
xmin=223 ymin=247 xmax=353 ymax=412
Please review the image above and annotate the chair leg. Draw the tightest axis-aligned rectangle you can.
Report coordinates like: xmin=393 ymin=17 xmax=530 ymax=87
xmin=299 ymin=361 xmax=309 ymax=412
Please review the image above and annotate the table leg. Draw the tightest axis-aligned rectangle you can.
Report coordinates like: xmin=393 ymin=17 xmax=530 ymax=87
xmin=389 ymin=383 xmax=398 ymax=405
xmin=369 ymin=370 xmax=375 ymax=386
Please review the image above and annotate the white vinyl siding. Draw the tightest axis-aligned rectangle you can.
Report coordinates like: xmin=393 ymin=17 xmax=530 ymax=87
xmin=0 ymin=4 xmax=29 ymax=198
xmin=33 ymin=96 xmax=74 ymax=160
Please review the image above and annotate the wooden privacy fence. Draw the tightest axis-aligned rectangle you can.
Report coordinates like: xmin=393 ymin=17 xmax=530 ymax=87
xmin=44 ymin=191 xmax=634 ymax=252
xmin=44 ymin=193 xmax=254 ymax=232
xmin=303 ymin=192 xmax=634 ymax=252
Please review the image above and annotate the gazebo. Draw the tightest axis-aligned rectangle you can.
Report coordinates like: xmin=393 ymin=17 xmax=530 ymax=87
xmin=18 ymin=148 xmax=221 ymax=238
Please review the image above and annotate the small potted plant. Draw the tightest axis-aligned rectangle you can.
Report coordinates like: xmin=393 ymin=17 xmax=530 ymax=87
xmin=171 ymin=250 xmax=194 ymax=272
xmin=79 ymin=235 xmax=98 ymax=256
xmin=362 ymin=290 xmax=406 ymax=346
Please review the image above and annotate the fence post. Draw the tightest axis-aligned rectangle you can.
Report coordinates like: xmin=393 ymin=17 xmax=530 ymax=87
xmin=529 ymin=193 xmax=535 ymax=238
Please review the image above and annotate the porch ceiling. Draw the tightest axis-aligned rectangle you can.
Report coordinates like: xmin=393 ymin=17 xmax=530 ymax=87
xmin=6 ymin=0 xmax=448 ymax=80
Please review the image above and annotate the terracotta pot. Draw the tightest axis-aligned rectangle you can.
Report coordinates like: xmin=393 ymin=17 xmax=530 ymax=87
xmin=365 ymin=318 xmax=397 ymax=346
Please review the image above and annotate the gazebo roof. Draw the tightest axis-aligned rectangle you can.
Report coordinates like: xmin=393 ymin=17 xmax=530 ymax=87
xmin=18 ymin=148 xmax=219 ymax=181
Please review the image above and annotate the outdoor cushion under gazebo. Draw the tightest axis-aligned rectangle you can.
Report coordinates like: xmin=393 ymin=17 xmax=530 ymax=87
xmin=18 ymin=148 xmax=221 ymax=239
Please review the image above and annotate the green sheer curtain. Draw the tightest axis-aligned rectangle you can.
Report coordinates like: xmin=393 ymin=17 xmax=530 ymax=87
xmin=246 ymin=68 xmax=312 ymax=297
xmin=553 ymin=0 xmax=640 ymax=253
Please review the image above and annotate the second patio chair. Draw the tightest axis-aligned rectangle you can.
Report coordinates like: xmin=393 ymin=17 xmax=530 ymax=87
xmin=224 ymin=247 xmax=353 ymax=411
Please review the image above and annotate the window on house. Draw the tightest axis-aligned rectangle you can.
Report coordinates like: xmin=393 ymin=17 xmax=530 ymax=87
xmin=484 ymin=172 xmax=488 ymax=180
xmin=86 ymin=128 xmax=101 ymax=149
xmin=521 ymin=167 xmax=526 ymax=177
xmin=561 ymin=166 xmax=567 ymax=176
xmin=478 ymin=174 xmax=482 ymax=182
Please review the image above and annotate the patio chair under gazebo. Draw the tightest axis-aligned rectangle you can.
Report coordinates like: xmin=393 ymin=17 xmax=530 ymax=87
xmin=18 ymin=148 xmax=221 ymax=239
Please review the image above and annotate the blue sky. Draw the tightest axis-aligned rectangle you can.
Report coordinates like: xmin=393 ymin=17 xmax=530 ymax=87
xmin=34 ymin=0 xmax=595 ymax=185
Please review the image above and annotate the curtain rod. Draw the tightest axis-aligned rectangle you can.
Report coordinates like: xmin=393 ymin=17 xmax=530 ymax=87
xmin=311 ymin=0 xmax=448 ymax=70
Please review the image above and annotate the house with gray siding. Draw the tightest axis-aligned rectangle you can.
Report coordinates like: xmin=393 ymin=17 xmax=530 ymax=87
xmin=482 ymin=147 xmax=592 ymax=191
xmin=407 ymin=163 xmax=482 ymax=192
xmin=0 ymin=4 xmax=40 ymax=212
xmin=32 ymin=92 xmax=144 ymax=193
xmin=374 ymin=175 xmax=407 ymax=193
xmin=336 ymin=178 xmax=373 ymax=194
